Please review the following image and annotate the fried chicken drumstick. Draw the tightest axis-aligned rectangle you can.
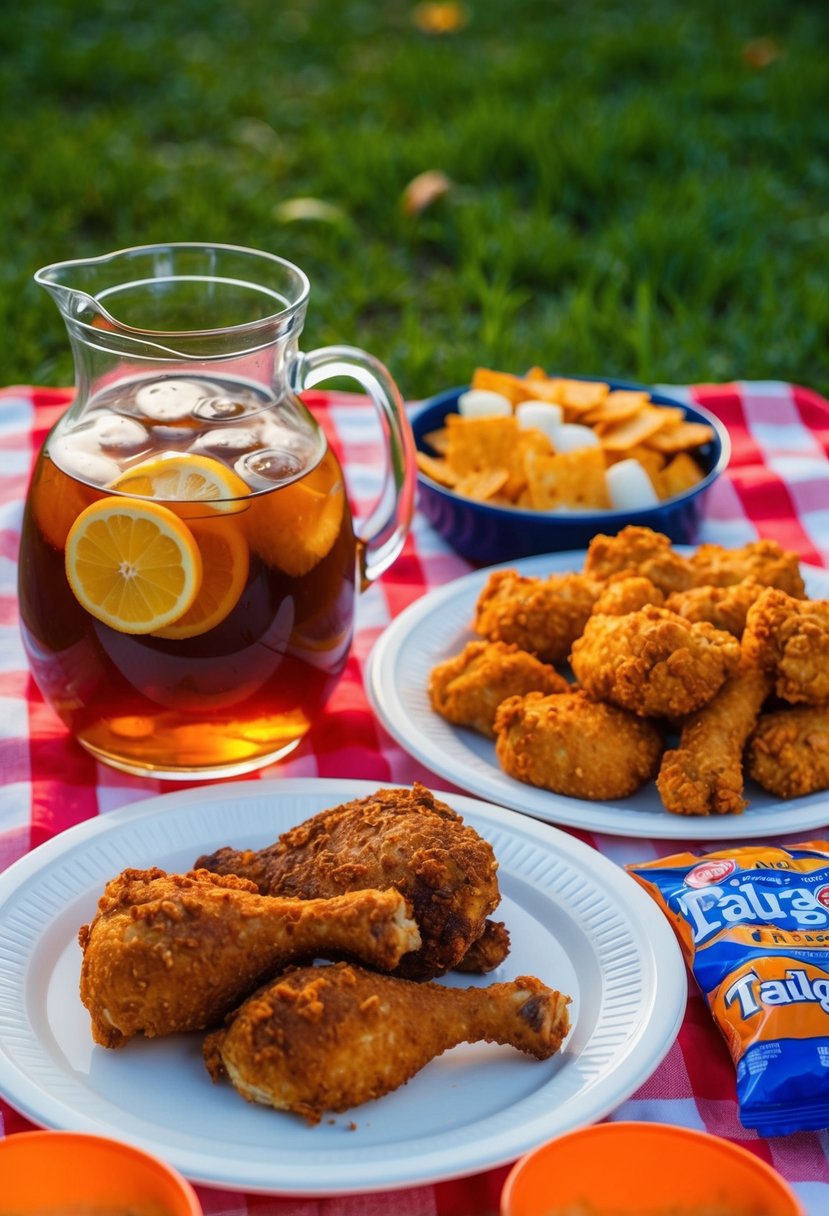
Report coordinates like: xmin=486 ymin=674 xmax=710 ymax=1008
xmin=204 ymin=961 xmax=571 ymax=1124
xmin=656 ymin=660 xmax=773 ymax=816
xmin=195 ymin=784 xmax=507 ymax=980
xmin=78 ymin=868 xmax=421 ymax=1047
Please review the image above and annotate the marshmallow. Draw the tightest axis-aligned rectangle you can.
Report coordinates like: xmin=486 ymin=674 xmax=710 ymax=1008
xmin=456 ymin=389 xmax=512 ymax=418
xmin=607 ymin=459 xmax=660 ymax=510
xmin=515 ymin=401 xmax=564 ymax=440
xmin=549 ymin=423 xmax=600 ymax=452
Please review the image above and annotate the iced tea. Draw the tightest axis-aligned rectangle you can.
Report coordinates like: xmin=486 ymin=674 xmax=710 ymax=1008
xmin=18 ymin=374 xmax=357 ymax=777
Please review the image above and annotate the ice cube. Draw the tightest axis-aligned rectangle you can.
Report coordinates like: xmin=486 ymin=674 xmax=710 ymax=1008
xmin=607 ymin=459 xmax=660 ymax=509
xmin=237 ymin=448 xmax=306 ymax=488
xmin=191 ymin=426 xmax=263 ymax=456
xmin=50 ymin=436 xmax=122 ymax=487
xmin=135 ymin=378 xmax=210 ymax=421
xmin=90 ymin=412 xmax=149 ymax=453
xmin=192 ymin=394 xmax=252 ymax=421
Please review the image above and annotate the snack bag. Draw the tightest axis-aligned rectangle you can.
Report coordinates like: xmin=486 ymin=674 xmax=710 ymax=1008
xmin=628 ymin=841 xmax=829 ymax=1137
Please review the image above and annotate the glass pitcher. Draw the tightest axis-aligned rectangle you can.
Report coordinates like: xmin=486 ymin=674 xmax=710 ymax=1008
xmin=19 ymin=242 xmax=415 ymax=779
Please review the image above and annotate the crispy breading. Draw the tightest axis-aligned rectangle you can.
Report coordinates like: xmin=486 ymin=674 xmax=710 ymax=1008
xmin=204 ymin=961 xmax=571 ymax=1124
xmin=688 ymin=538 xmax=806 ymax=596
xmin=582 ymin=525 xmax=694 ymax=594
xmin=493 ymin=688 xmax=663 ymax=800
xmin=472 ymin=568 xmax=598 ymax=664
xmin=664 ymin=577 xmax=768 ymax=637
xmin=78 ymin=869 xmax=421 ymax=1047
xmin=569 ymin=605 xmax=742 ymax=719
xmin=591 ymin=575 xmax=665 ymax=616
xmin=429 ymin=639 xmax=568 ymax=737
xmin=747 ymin=706 xmax=829 ymax=799
xmin=195 ymin=783 xmax=504 ymax=980
xmin=743 ymin=588 xmax=829 ymax=705
xmin=656 ymin=660 xmax=772 ymax=815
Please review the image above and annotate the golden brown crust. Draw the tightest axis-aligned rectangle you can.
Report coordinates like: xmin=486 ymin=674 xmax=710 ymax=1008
xmin=656 ymin=660 xmax=772 ymax=815
xmin=78 ymin=869 xmax=421 ymax=1047
xmin=452 ymin=919 xmax=511 ymax=973
xmin=204 ymin=961 xmax=570 ymax=1124
xmin=743 ymin=588 xmax=829 ymax=705
xmin=591 ymin=576 xmax=665 ymax=616
xmin=582 ymin=525 xmax=694 ymax=594
xmin=472 ymin=568 xmax=598 ymax=663
xmin=664 ymin=577 xmax=768 ymax=637
xmin=428 ymin=639 xmax=568 ymax=737
xmin=493 ymin=688 xmax=663 ymax=800
xmin=747 ymin=706 xmax=829 ymax=798
xmin=689 ymin=539 xmax=806 ymax=596
xmin=195 ymin=783 xmax=503 ymax=980
xmin=569 ymin=605 xmax=742 ymax=719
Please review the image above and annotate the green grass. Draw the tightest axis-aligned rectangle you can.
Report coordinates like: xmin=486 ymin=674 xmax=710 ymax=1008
xmin=2 ymin=0 xmax=829 ymax=397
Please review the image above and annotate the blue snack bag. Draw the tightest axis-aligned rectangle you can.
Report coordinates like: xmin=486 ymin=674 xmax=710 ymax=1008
xmin=628 ymin=840 xmax=829 ymax=1137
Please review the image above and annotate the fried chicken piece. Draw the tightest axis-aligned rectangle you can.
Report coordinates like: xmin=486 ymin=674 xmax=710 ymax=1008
xmin=429 ymin=639 xmax=568 ymax=737
xmin=664 ymin=577 xmax=767 ymax=637
xmin=689 ymin=538 xmax=806 ymax=596
xmin=472 ymin=568 xmax=598 ymax=663
xmin=582 ymin=525 xmax=694 ymax=594
xmin=747 ymin=706 xmax=829 ymax=799
xmin=591 ymin=576 xmax=665 ymax=616
xmin=743 ymin=588 xmax=829 ymax=705
xmin=452 ymin=919 xmax=511 ymax=973
xmin=195 ymin=784 xmax=504 ymax=980
xmin=203 ymin=961 xmax=571 ymax=1124
xmin=656 ymin=661 xmax=773 ymax=815
xmin=570 ymin=605 xmax=742 ymax=719
xmin=494 ymin=689 xmax=663 ymax=800
xmin=78 ymin=868 xmax=421 ymax=1048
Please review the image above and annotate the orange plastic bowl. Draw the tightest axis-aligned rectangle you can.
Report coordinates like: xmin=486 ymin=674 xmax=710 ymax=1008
xmin=0 ymin=1130 xmax=202 ymax=1215
xmin=500 ymin=1122 xmax=804 ymax=1216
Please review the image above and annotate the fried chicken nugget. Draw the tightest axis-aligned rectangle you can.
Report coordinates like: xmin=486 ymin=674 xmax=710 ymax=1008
xmin=689 ymin=538 xmax=806 ymax=596
xmin=746 ymin=706 xmax=829 ymax=799
xmin=664 ymin=577 xmax=768 ymax=638
xmin=570 ymin=605 xmax=742 ymax=719
xmin=743 ymin=588 xmax=829 ymax=705
xmin=494 ymin=689 xmax=663 ymax=800
xmin=582 ymin=525 xmax=694 ymax=594
xmin=656 ymin=660 xmax=773 ymax=816
xmin=591 ymin=576 xmax=665 ymax=616
xmin=473 ymin=568 xmax=598 ymax=664
xmin=429 ymin=640 xmax=569 ymax=737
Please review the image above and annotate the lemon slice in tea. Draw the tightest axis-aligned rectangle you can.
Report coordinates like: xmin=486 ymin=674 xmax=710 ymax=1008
xmin=153 ymin=517 xmax=250 ymax=640
xmin=245 ymin=472 xmax=345 ymax=577
xmin=111 ymin=453 xmax=250 ymax=515
xmin=65 ymin=497 xmax=203 ymax=634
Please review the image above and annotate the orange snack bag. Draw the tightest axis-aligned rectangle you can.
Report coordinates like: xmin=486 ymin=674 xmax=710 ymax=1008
xmin=628 ymin=841 xmax=829 ymax=1136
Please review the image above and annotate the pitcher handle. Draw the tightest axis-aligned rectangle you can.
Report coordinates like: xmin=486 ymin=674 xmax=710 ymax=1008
xmin=292 ymin=345 xmax=417 ymax=589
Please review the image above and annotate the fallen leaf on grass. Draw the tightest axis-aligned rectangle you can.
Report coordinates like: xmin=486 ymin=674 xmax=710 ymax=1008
xmin=401 ymin=170 xmax=452 ymax=215
xmin=273 ymin=197 xmax=349 ymax=225
xmin=411 ymin=3 xmax=469 ymax=34
xmin=742 ymin=37 xmax=782 ymax=68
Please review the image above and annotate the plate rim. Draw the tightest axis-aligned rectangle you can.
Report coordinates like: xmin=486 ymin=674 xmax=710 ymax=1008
xmin=0 ymin=777 xmax=687 ymax=1195
xmin=366 ymin=550 xmax=829 ymax=841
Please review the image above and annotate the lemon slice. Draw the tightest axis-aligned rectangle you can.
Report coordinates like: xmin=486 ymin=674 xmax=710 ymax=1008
xmin=245 ymin=479 xmax=345 ymax=576
xmin=153 ymin=518 xmax=250 ymax=640
xmin=65 ymin=497 xmax=203 ymax=634
xmin=110 ymin=453 xmax=251 ymax=516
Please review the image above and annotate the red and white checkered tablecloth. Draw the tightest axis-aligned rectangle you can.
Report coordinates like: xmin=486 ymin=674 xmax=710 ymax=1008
xmin=1 ymin=382 xmax=829 ymax=1215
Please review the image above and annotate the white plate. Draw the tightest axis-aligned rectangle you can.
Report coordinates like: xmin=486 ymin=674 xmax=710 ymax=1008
xmin=0 ymin=778 xmax=685 ymax=1195
xmin=367 ymin=552 xmax=829 ymax=840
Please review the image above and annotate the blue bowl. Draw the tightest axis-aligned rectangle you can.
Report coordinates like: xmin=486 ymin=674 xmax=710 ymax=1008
xmin=412 ymin=378 xmax=730 ymax=566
